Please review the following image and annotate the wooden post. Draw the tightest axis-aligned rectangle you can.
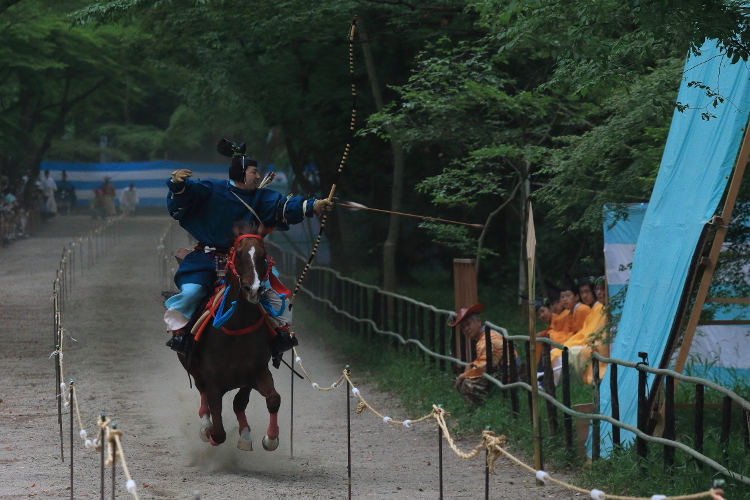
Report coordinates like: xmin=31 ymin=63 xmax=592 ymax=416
xmin=526 ymin=202 xmax=543 ymax=480
xmin=610 ymin=364 xmax=620 ymax=448
xmin=453 ymin=258 xmax=478 ymax=370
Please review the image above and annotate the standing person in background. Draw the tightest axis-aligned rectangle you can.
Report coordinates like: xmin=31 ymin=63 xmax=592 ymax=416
xmin=55 ymin=171 xmax=76 ymax=215
xmin=99 ymin=177 xmax=116 ymax=217
xmin=39 ymin=170 xmax=57 ymax=217
xmin=119 ymin=183 xmax=139 ymax=215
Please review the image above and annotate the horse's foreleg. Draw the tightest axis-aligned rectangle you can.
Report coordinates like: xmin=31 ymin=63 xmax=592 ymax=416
xmin=255 ymin=371 xmax=280 ymax=451
xmin=206 ymin=386 xmax=226 ymax=446
xmin=233 ymin=386 xmax=253 ymax=451
xmin=183 ymin=367 xmax=212 ymax=442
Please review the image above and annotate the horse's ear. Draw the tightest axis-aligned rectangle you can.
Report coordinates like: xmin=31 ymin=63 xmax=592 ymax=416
xmin=258 ymin=223 xmax=267 ymax=237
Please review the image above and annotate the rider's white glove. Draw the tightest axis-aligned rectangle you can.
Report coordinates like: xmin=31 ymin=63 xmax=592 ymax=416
xmin=313 ymin=199 xmax=334 ymax=214
xmin=171 ymin=169 xmax=192 ymax=184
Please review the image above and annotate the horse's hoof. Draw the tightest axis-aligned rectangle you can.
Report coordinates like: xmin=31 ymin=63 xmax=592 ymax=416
xmin=262 ymin=435 xmax=279 ymax=451
xmin=199 ymin=415 xmax=212 ymax=443
xmin=237 ymin=428 xmax=253 ymax=451
xmin=209 ymin=435 xmax=220 ymax=447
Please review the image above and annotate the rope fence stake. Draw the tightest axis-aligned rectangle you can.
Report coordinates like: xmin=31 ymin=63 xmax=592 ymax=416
xmin=438 ymin=404 xmax=443 ymax=500
xmin=346 ymin=365 xmax=352 ymax=500
xmin=69 ymin=381 xmax=74 ymax=500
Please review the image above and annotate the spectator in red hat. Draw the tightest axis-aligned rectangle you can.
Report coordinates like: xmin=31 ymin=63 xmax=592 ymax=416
xmin=451 ymin=303 xmax=511 ymax=404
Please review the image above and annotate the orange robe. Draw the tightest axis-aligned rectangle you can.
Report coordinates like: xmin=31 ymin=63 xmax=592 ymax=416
xmin=465 ymin=330 xmax=506 ymax=379
xmin=547 ymin=310 xmax=573 ymax=345
xmin=567 ymin=303 xmax=591 ymax=334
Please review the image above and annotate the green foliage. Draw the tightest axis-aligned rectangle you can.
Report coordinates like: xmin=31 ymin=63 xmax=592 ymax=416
xmin=0 ymin=1 xmax=157 ymax=176
xmin=476 ymin=0 xmax=750 ymax=96
xmin=537 ymin=57 xmax=683 ymax=233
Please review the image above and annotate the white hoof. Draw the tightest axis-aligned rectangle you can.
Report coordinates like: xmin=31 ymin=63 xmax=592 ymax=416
xmin=237 ymin=428 xmax=253 ymax=451
xmin=262 ymin=435 xmax=279 ymax=451
xmin=199 ymin=415 xmax=212 ymax=443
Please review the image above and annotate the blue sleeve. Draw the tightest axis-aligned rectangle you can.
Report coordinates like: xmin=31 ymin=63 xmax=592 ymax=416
xmin=258 ymin=189 xmax=316 ymax=230
xmin=166 ymin=178 xmax=213 ymax=220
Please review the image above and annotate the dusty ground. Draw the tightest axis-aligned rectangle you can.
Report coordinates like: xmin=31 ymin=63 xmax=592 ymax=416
xmin=0 ymin=215 xmax=571 ymax=499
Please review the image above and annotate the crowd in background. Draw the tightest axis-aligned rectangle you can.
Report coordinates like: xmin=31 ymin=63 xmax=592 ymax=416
xmin=0 ymin=170 xmax=140 ymax=246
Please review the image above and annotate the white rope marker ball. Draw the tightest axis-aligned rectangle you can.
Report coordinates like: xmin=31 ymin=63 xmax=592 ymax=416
xmin=402 ymin=420 xmax=412 ymax=428
xmin=651 ymin=496 xmax=667 ymax=500
xmin=331 ymin=383 xmax=338 ymax=389
xmin=79 ymin=430 xmax=87 ymax=439
xmin=84 ymin=439 xmax=94 ymax=449
xmin=60 ymin=382 xmax=66 ymax=390
xmin=64 ymin=401 xmax=70 ymax=408
xmin=590 ymin=489 xmax=606 ymax=500
xmin=312 ymin=383 xmax=319 ymax=389
xmin=535 ymin=470 xmax=550 ymax=484
xmin=382 ymin=416 xmax=392 ymax=424
xmin=126 ymin=479 xmax=137 ymax=493
xmin=351 ymin=388 xmax=360 ymax=396
xmin=295 ymin=357 xmax=301 ymax=363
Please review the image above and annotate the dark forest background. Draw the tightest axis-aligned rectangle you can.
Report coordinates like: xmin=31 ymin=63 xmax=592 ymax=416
xmin=5 ymin=0 xmax=750 ymax=299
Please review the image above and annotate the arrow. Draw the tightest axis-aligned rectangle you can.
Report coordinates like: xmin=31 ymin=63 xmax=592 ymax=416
xmin=339 ymin=201 xmax=484 ymax=229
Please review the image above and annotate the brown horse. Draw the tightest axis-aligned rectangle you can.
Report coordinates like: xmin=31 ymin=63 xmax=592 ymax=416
xmin=179 ymin=221 xmax=280 ymax=451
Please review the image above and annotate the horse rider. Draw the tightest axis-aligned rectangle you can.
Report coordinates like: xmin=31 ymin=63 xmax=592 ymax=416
xmin=163 ymin=139 xmax=333 ymax=361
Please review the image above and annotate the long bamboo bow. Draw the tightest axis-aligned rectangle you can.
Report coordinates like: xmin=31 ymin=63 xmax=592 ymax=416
xmin=289 ymin=17 xmax=358 ymax=308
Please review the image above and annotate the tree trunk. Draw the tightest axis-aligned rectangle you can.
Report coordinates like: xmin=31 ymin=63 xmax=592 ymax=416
xmin=359 ymin=21 xmax=405 ymax=293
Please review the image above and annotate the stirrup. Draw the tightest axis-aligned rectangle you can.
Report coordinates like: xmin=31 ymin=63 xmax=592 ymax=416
xmin=270 ymin=329 xmax=298 ymax=368
xmin=166 ymin=331 xmax=192 ymax=356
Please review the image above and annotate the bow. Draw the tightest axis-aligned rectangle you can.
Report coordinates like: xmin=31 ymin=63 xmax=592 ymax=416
xmin=289 ymin=16 xmax=358 ymax=308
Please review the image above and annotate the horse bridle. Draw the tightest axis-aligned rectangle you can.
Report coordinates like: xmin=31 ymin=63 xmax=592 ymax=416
xmin=226 ymin=234 xmax=269 ymax=288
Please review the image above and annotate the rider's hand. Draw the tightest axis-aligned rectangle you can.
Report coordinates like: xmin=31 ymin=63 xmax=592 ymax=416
xmin=171 ymin=169 xmax=192 ymax=184
xmin=313 ymin=199 xmax=334 ymax=214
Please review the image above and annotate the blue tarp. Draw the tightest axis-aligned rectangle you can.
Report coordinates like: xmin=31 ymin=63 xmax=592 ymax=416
xmin=596 ymin=41 xmax=750 ymax=456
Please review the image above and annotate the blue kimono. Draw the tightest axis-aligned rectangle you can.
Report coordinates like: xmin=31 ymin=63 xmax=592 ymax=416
xmin=163 ymin=177 xmax=316 ymax=330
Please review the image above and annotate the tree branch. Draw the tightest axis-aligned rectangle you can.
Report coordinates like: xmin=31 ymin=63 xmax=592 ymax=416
xmin=475 ymin=175 xmax=523 ymax=272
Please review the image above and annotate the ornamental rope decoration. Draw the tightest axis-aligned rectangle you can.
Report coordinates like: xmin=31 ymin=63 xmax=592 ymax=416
xmin=289 ymin=16 xmax=358 ymax=309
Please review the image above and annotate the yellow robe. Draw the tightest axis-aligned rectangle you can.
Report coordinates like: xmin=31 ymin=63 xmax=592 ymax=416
xmin=551 ymin=302 xmax=608 ymax=382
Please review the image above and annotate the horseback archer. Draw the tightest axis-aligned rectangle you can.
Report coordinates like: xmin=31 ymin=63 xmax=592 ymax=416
xmin=162 ymin=139 xmax=333 ymax=363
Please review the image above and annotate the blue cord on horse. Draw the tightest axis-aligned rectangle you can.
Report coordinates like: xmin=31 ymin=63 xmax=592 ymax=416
xmin=160 ymin=139 xmax=333 ymax=449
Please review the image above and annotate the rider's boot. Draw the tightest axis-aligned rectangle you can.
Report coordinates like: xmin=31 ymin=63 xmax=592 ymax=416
xmin=270 ymin=326 xmax=298 ymax=368
xmin=166 ymin=328 xmax=192 ymax=355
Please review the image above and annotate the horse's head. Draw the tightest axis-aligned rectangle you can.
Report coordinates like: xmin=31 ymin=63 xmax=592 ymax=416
xmin=228 ymin=221 xmax=268 ymax=304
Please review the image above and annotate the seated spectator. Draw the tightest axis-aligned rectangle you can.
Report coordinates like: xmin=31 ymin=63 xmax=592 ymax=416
xmin=545 ymin=286 xmax=573 ymax=345
xmin=452 ymin=303 xmax=511 ymax=404
xmin=578 ymin=276 xmax=596 ymax=307
xmin=561 ymin=279 xmax=590 ymax=335
xmin=550 ymin=275 xmax=608 ymax=385
xmin=579 ymin=276 xmax=610 ymax=384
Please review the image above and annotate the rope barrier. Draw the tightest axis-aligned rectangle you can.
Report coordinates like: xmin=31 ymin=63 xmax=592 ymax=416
xmin=48 ymin=214 xmax=140 ymax=498
xmin=292 ymin=355 xmax=729 ymax=500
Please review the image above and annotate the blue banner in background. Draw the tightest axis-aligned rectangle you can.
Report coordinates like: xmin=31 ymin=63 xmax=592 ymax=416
xmin=40 ymin=160 xmax=289 ymax=207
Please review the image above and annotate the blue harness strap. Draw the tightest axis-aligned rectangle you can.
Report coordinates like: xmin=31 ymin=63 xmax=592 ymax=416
xmin=212 ymin=285 xmax=237 ymax=328
xmin=260 ymin=293 xmax=286 ymax=317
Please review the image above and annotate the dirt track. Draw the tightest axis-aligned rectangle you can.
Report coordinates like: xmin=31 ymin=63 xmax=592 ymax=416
xmin=0 ymin=215 xmax=569 ymax=499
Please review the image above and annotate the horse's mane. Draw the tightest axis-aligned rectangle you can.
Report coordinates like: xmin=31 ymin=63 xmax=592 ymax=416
xmin=232 ymin=220 xmax=264 ymax=238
